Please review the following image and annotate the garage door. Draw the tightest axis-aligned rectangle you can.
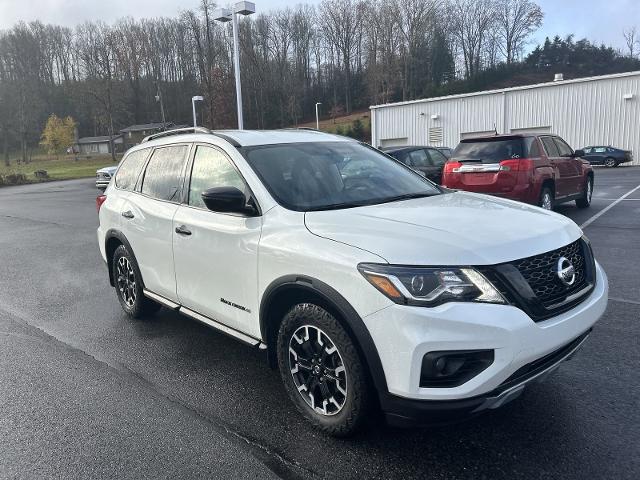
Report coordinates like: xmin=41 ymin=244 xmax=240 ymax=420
xmin=379 ymin=137 xmax=408 ymax=148
xmin=460 ymin=130 xmax=495 ymax=140
xmin=510 ymin=126 xmax=552 ymax=135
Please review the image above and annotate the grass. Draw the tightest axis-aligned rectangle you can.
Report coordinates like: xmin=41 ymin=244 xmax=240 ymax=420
xmin=0 ymin=153 xmax=121 ymax=186
xmin=296 ymin=110 xmax=371 ymax=134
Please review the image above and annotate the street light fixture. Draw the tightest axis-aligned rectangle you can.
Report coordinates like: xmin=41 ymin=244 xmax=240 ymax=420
xmin=214 ymin=2 xmax=256 ymax=130
xmin=192 ymin=96 xmax=204 ymax=127
xmin=315 ymin=102 xmax=322 ymax=130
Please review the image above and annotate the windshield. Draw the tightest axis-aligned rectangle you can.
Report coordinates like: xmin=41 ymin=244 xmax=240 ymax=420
xmin=453 ymin=138 xmax=525 ymax=163
xmin=241 ymin=141 xmax=440 ymax=211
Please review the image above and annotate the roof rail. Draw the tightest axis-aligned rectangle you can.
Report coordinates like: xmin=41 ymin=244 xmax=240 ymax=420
xmin=141 ymin=127 xmax=212 ymax=143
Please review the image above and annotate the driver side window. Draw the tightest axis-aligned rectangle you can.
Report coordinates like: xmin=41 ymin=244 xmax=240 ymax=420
xmin=188 ymin=146 xmax=246 ymax=209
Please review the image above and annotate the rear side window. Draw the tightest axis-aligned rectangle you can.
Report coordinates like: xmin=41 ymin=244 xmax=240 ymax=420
xmin=427 ymin=148 xmax=447 ymax=166
xmin=453 ymin=139 xmax=524 ymax=164
xmin=553 ymin=137 xmax=573 ymax=156
xmin=114 ymin=149 xmax=148 ymax=190
xmin=408 ymin=149 xmax=429 ymax=167
xmin=541 ymin=137 xmax=560 ymax=157
xmin=141 ymin=145 xmax=189 ymax=201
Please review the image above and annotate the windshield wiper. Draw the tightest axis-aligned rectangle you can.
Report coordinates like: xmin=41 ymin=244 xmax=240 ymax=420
xmin=306 ymin=201 xmax=372 ymax=212
xmin=376 ymin=192 xmax=437 ymax=204
xmin=306 ymin=192 xmax=437 ymax=212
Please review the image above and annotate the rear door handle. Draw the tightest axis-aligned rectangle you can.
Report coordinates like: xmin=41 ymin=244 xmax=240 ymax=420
xmin=122 ymin=210 xmax=134 ymax=219
xmin=175 ymin=225 xmax=192 ymax=236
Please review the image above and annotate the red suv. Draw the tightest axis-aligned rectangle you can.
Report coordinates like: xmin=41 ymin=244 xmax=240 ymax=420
xmin=442 ymin=134 xmax=594 ymax=210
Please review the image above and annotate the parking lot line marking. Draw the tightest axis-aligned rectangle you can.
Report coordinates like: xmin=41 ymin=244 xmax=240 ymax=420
xmin=580 ymin=183 xmax=640 ymax=229
xmin=609 ymin=297 xmax=640 ymax=306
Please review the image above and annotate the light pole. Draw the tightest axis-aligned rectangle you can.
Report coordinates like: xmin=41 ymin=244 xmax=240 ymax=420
xmin=214 ymin=2 xmax=256 ymax=130
xmin=192 ymin=96 xmax=204 ymax=127
xmin=155 ymin=81 xmax=166 ymax=128
xmin=315 ymin=102 xmax=322 ymax=130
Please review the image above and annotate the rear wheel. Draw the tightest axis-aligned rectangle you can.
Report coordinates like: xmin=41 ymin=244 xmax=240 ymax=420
xmin=576 ymin=176 xmax=593 ymax=208
xmin=112 ymin=245 xmax=161 ymax=319
xmin=538 ymin=187 xmax=554 ymax=210
xmin=604 ymin=157 xmax=617 ymax=168
xmin=277 ymin=303 xmax=370 ymax=437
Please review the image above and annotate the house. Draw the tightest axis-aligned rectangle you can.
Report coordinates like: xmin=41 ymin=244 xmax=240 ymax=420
xmin=370 ymin=70 xmax=640 ymax=166
xmin=76 ymin=135 xmax=124 ymax=155
xmin=120 ymin=122 xmax=174 ymax=148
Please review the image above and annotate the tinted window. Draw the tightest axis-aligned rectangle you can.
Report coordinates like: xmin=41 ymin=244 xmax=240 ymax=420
xmin=427 ymin=148 xmax=447 ymax=166
xmin=453 ymin=139 xmax=524 ymax=164
xmin=114 ymin=149 xmax=148 ymax=190
xmin=188 ymin=146 xmax=246 ymax=209
xmin=241 ymin=141 xmax=439 ymax=211
xmin=526 ymin=138 xmax=542 ymax=157
xmin=141 ymin=145 xmax=188 ymax=201
xmin=541 ymin=137 xmax=560 ymax=157
xmin=408 ymin=149 xmax=429 ymax=167
xmin=583 ymin=147 xmax=593 ymax=154
xmin=594 ymin=147 xmax=607 ymax=153
xmin=554 ymin=137 xmax=573 ymax=156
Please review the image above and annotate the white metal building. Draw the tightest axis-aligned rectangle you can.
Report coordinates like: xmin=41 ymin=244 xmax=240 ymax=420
xmin=370 ymin=71 xmax=640 ymax=165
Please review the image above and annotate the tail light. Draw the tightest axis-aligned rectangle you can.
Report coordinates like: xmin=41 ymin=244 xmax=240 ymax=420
xmin=444 ymin=161 xmax=462 ymax=174
xmin=96 ymin=194 xmax=107 ymax=212
xmin=499 ymin=159 xmax=533 ymax=172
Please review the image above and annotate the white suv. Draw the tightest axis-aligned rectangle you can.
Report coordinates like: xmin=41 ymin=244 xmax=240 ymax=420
xmin=97 ymin=128 xmax=608 ymax=436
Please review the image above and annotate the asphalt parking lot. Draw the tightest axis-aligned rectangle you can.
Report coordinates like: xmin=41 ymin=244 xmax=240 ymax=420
xmin=1 ymin=166 xmax=639 ymax=479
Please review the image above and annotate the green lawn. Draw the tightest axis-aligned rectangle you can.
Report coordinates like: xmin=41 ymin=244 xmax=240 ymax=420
xmin=0 ymin=154 xmax=121 ymax=185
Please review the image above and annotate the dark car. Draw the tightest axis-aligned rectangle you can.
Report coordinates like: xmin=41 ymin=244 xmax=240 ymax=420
xmin=582 ymin=146 xmax=633 ymax=167
xmin=435 ymin=147 xmax=453 ymax=159
xmin=380 ymin=146 xmax=449 ymax=184
xmin=441 ymin=134 xmax=594 ymax=210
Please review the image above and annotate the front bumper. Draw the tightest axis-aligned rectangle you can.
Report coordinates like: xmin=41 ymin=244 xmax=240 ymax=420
xmin=362 ymin=261 xmax=608 ymax=421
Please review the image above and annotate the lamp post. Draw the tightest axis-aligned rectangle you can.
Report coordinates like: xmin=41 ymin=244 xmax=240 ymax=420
xmin=155 ymin=81 xmax=166 ymax=128
xmin=192 ymin=96 xmax=204 ymax=127
xmin=214 ymin=2 xmax=256 ymax=130
xmin=315 ymin=102 xmax=322 ymax=130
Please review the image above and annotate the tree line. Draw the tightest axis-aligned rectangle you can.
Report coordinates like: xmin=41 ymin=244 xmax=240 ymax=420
xmin=0 ymin=0 xmax=638 ymax=164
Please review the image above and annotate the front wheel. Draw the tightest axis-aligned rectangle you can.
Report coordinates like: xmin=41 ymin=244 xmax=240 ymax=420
xmin=277 ymin=303 xmax=370 ymax=437
xmin=576 ymin=176 xmax=593 ymax=208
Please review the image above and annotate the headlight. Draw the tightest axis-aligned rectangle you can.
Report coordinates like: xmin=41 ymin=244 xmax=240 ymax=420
xmin=358 ymin=264 xmax=506 ymax=307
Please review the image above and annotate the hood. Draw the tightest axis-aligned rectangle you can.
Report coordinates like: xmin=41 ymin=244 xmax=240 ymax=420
xmin=97 ymin=165 xmax=118 ymax=175
xmin=304 ymin=192 xmax=582 ymax=266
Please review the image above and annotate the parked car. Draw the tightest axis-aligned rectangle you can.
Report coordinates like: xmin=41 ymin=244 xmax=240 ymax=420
xmin=97 ymin=128 xmax=607 ymax=436
xmin=442 ymin=134 xmax=594 ymax=210
xmin=381 ymin=146 xmax=448 ymax=184
xmin=581 ymin=146 xmax=633 ymax=167
xmin=96 ymin=165 xmax=118 ymax=189
xmin=435 ymin=147 xmax=453 ymax=159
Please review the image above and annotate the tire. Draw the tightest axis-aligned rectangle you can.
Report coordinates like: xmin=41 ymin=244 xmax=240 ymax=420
xmin=277 ymin=303 xmax=370 ymax=437
xmin=604 ymin=157 xmax=617 ymax=168
xmin=576 ymin=176 xmax=593 ymax=209
xmin=112 ymin=244 xmax=161 ymax=319
xmin=538 ymin=186 xmax=554 ymax=210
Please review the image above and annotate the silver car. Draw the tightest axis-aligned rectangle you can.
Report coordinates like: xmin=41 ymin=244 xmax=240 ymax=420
xmin=96 ymin=165 xmax=118 ymax=189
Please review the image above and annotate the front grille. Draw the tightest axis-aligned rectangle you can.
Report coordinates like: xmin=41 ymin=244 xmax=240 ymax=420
xmin=479 ymin=238 xmax=595 ymax=322
xmin=514 ymin=240 xmax=587 ymax=308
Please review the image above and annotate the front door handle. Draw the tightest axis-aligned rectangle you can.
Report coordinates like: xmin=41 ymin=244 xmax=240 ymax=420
xmin=175 ymin=225 xmax=192 ymax=236
xmin=122 ymin=210 xmax=134 ymax=219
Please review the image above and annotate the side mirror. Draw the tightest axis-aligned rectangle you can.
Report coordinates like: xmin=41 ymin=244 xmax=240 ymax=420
xmin=573 ymin=149 xmax=585 ymax=158
xmin=201 ymin=187 xmax=256 ymax=215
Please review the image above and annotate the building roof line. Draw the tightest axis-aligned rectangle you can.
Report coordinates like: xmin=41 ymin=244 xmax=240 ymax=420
xmin=369 ymin=70 xmax=640 ymax=110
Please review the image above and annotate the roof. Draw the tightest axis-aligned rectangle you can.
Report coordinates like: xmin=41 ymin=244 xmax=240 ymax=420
xmin=140 ymin=128 xmax=354 ymax=148
xmin=370 ymin=70 xmax=640 ymax=110
xmin=120 ymin=122 xmax=174 ymax=133
xmin=77 ymin=135 xmax=123 ymax=144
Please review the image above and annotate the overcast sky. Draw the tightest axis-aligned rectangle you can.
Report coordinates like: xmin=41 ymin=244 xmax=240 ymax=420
xmin=0 ymin=0 xmax=638 ymax=51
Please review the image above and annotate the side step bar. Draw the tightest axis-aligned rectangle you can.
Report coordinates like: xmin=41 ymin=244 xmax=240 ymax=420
xmin=143 ymin=289 xmax=265 ymax=349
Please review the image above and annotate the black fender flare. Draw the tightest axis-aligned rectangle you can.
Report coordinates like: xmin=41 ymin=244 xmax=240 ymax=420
xmin=259 ymin=275 xmax=389 ymax=397
xmin=104 ymin=229 xmax=144 ymax=288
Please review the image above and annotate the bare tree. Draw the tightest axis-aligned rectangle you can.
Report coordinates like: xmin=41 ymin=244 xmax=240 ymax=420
xmin=450 ymin=0 xmax=498 ymax=78
xmin=495 ymin=0 xmax=543 ymax=64
xmin=623 ymin=26 xmax=638 ymax=58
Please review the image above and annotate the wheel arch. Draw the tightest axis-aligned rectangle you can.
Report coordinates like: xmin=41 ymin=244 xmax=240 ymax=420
xmin=105 ymin=229 xmax=143 ymax=288
xmin=259 ymin=275 xmax=388 ymax=396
